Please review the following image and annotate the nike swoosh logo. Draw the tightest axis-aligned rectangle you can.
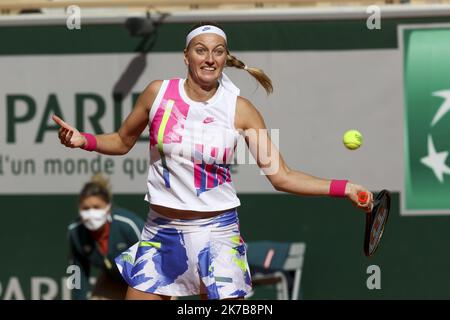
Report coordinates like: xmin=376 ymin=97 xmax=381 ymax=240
xmin=203 ymin=117 xmax=215 ymax=124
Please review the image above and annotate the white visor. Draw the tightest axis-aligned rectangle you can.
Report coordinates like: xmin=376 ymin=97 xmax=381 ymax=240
xmin=186 ymin=25 xmax=227 ymax=47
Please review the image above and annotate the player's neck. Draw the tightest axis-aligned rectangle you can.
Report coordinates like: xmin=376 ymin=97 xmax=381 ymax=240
xmin=184 ymin=77 xmax=218 ymax=102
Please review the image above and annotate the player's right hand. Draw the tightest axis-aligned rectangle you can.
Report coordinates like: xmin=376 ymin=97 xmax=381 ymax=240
xmin=52 ymin=115 xmax=86 ymax=149
xmin=345 ymin=182 xmax=374 ymax=213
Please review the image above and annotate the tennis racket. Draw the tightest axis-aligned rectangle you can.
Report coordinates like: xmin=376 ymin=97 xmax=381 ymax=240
xmin=357 ymin=190 xmax=391 ymax=257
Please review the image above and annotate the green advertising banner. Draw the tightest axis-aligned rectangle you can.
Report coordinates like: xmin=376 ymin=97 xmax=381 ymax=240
xmin=401 ymin=24 xmax=450 ymax=215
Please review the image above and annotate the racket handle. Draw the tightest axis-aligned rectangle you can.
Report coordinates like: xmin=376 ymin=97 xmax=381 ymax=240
xmin=357 ymin=191 xmax=369 ymax=204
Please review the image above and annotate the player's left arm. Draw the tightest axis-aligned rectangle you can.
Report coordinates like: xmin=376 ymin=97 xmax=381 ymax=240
xmin=235 ymin=96 xmax=372 ymax=208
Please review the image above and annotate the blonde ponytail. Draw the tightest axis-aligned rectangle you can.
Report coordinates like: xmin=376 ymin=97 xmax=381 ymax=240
xmin=226 ymin=54 xmax=273 ymax=95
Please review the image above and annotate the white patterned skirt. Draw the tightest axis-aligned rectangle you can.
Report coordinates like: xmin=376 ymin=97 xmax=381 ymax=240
xmin=115 ymin=207 xmax=252 ymax=299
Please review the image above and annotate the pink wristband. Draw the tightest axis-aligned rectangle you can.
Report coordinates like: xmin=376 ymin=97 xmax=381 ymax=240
xmin=329 ymin=179 xmax=348 ymax=197
xmin=81 ymin=133 xmax=97 ymax=152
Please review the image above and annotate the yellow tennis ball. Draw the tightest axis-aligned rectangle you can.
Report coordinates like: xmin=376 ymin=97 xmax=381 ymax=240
xmin=343 ymin=130 xmax=363 ymax=150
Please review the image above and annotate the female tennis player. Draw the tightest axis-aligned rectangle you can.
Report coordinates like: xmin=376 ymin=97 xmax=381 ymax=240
xmin=53 ymin=22 xmax=373 ymax=300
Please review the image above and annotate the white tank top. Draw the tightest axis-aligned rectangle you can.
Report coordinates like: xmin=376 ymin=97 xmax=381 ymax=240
xmin=144 ymin=77 xmax=241 ymax=211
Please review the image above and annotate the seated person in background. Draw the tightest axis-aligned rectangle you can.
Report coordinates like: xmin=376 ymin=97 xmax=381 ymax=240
xmin=68 ymin=173 xmax=144 ymax=300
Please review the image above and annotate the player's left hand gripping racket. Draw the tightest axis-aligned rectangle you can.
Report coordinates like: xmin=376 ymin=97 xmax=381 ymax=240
xmin=357 ymin=190 xmax=391 ymax=257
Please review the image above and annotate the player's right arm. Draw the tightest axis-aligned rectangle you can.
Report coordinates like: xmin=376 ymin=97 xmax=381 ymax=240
xmin=235 ymin=96 xmax=373 ymax=211
xmin=52 ymin=80 xmax=163 ymax=155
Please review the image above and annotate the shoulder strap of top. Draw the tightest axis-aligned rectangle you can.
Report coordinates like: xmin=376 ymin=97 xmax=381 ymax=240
xmin=164 ymin=78 xmax=181 ymax=100
xmin=149 ymin=78 xmax=181 ymax=123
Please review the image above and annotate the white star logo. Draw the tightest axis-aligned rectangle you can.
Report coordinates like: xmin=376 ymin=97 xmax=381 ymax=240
xmin=420 ymin=135 xmax=450 ymax=183
xmin=431 ymin=90 xmax=450 ymax=126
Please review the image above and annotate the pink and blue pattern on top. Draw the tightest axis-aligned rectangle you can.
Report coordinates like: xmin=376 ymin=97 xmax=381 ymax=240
xmin=149 ymin=79 xmax=190 ymax=188
xmin=149 ymin=78 xmax=236 ymax=199
xmin=194 ymin=144 xmax=233 ymax=196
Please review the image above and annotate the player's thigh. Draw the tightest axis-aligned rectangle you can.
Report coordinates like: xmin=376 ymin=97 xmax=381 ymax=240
xmin=199 ymin=294 xmax=244 ymax=300
xmin=125 ymin=286 xmax=171 ymax=300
